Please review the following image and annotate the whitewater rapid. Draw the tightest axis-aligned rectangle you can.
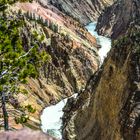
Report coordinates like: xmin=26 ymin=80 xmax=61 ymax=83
xmin=41 ymin=94 xmax=78 ymax=139
xmin=86 ymin=22 xmax=111 ymax=62
xmin=40 ymin=22 xmax=111 ymax=139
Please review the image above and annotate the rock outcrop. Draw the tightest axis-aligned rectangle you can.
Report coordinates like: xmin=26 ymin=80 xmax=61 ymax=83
xmin=39 ymin=0 xmax=115 ymax=25
xmin=62 ymin=23 xmax=140 ymax=140
xmin=0 ymin=128 xmax=57 ymax=140
xmin=96 ymin=0 xmax=140 ymax=39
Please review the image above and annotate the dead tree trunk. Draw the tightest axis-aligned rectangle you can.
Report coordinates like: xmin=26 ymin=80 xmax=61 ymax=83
xmin=1 ymin=92 xmax=9 ymax=130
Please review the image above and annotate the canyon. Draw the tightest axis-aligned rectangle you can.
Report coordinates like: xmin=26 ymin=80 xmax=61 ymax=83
xmin=41 ymin=22 xmax=111 ymax=139
xmin=0 ymin=0 xmax=139 ymax=140
xmin=62 ymin=0 xmax=140 ymax=139
xmin=62 ymin=22 xmax=140 ymax=140
xmin=0 ymin=0 xmax=100 ymax=131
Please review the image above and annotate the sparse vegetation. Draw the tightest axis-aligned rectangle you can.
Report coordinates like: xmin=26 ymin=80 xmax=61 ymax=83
xmin=15 ymin=114 xmax=29 ymax=124
xmin=25 ymin=104 xmax=36 ymax=113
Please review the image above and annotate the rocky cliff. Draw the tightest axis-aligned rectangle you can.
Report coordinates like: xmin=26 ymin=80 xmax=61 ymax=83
xmin=39 ymin=0 xmax=115 ymax=25
xmin=62 ymin=23 xmax=140 ymax=140
xmin=0 ymin=128 xmax=57 ymax=140
xmin=0 ymin=2 xmax=100 ymax=130
xmin=96 ymin=0 xmax=140 ymax=39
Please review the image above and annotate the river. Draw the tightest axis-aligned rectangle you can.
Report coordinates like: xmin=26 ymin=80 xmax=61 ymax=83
xmin=40 ymin=22 xmax=111 ymax=139
xmin=85 ymin=22 xmax=111 ymax=63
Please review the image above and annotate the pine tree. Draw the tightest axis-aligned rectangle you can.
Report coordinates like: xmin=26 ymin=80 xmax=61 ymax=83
xmin=0 ymin=10 xmax=50 ymax=130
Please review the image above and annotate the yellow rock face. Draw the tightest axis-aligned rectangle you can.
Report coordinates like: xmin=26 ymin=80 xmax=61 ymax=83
xmin=62 ymin=25 xmax=140 ymax=140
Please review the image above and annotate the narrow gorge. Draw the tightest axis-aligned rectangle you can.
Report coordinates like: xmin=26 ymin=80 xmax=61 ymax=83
xmin=62 ymin=24 xmax=140 ymax=140
xmin=0 ymin=0 xmax=139 ymax=140
xmin=62 ymin=0 xmax=140 ymax=139
xmin=41 ymin=22 xmax=111 ymax=139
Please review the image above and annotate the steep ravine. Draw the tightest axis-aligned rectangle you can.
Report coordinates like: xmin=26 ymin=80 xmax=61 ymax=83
xmin=62 ymin=24 xmax=140 ymax=140
xmin=0 ymin=0 xmax=116 ymax=132
xmin=1 ymin=1 xmax=139 ymax=140
xmin=41 ymin=22 xmax=111 ymax=139
xmin=0 ymin=2 xmax=100 ymax=131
